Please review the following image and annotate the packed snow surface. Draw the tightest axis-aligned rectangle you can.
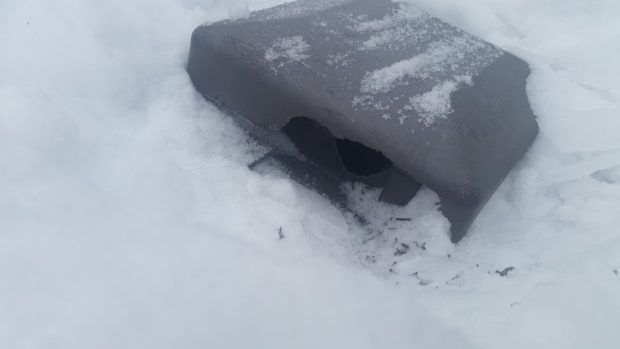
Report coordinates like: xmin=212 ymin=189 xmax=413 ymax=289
xmin=1 ymin=0 xmax=620 ymax=348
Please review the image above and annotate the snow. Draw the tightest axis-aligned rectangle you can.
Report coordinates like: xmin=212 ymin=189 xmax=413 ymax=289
xmin=245 ymin=0 xmax=353 ymax=22
xmin=1 ymin=0 xmax=620 ymax=348
xmin=265 ymin=36 xmax=310 ymax=65
xmin=228 ymin=1 xmax=251 ymax=20
xmin=352 ymin=8 xmax=502 ymax=127
xmin=326 ymin=52 xmax=352 ymax=66
xmin=361 ymin=42 xmax=455 ymax=94
xmin=406 ymin=76 xmax=472 ymax=126
xmin=353 ymin=4 xmax=424 ymax=51
xmin=359 ymin=36 xmax=494 ymax=96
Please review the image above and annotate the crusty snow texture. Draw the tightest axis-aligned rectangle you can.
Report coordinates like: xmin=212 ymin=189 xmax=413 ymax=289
xmin=1 ymin=0 xmax=620 ymax=348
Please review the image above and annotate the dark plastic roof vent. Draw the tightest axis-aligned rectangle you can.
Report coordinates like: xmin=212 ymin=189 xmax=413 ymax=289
xmin=187 ymin=0 xmax=539 ymax=242
xmin=336 ymin=138 xmax=392 ymax=177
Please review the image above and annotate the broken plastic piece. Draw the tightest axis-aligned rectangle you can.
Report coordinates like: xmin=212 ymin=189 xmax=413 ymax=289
xmin=187 ymin=0 xmax=539 ymax=242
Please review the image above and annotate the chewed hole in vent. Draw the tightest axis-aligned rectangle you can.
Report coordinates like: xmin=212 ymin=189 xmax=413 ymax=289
xmin=282 ymin=117 xmax=392 ymax=178
xmin=335 ymin=138 xmax=392 ymax=176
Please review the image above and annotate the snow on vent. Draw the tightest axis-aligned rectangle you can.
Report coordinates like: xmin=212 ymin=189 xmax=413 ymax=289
xmin=360 ymin=43 xmax=455 ymax=94
xmin=347 ymin=2 xmax=426 ymax=51
xmin=354 ymin=35 xmax=501 ymax=127
xmin=265 ymin=36 xmax=311 ymax=66
xmin=248 ymin=0 xmax=354 ymax=22
xmin=406 ymin=76 xmax=472 ymax=126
